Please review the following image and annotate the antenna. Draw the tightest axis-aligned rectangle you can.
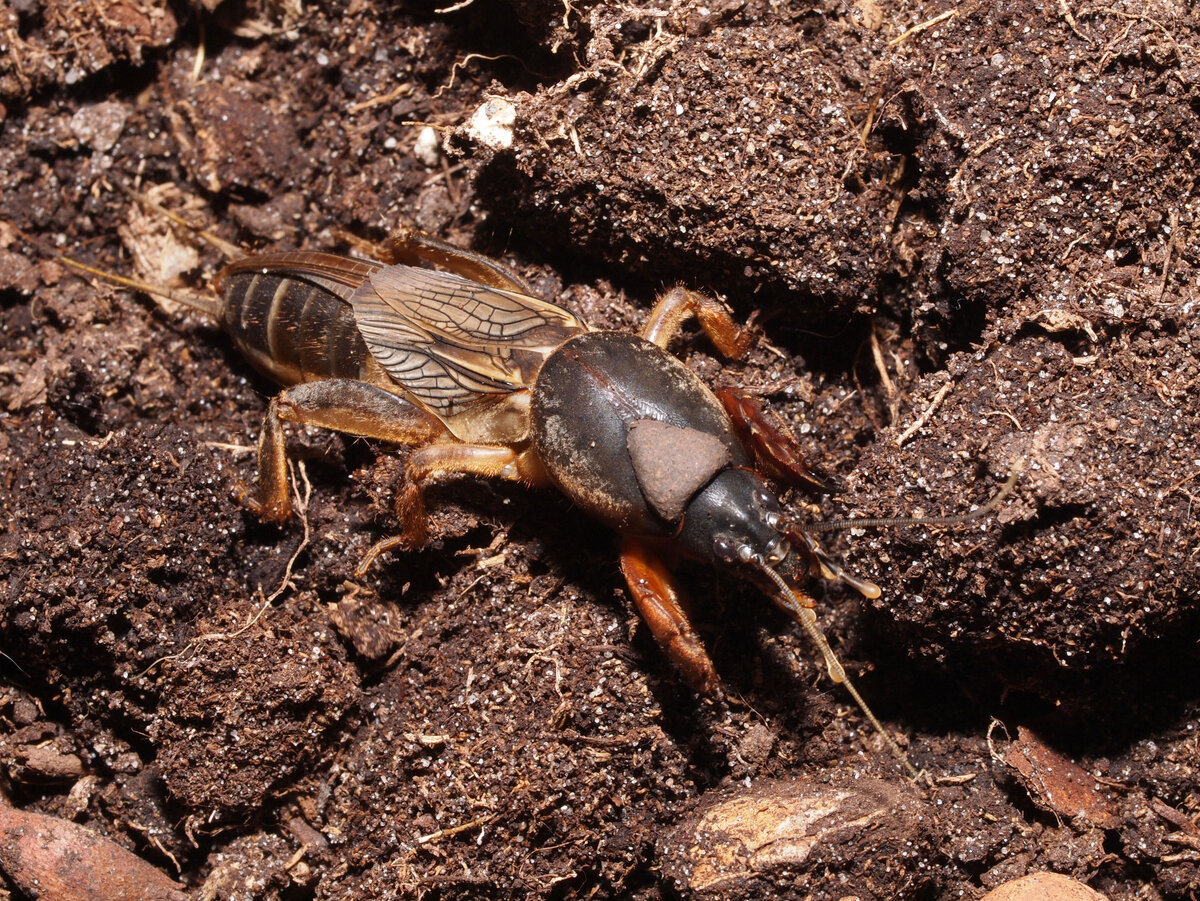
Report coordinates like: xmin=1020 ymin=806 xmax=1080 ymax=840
xmin=799 ymin=467 xmax=1020 ymax=535
xmin=756 ymin=560 xmax=919 ymax=779
xmin=758 ymin=466 xmax=1021 ymax=779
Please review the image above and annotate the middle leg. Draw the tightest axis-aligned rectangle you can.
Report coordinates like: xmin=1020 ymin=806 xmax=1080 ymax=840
xmin=641 ymin=286 xmax=756 ymax=359
xmin=358 ymin=443 xmax=543 ymax=574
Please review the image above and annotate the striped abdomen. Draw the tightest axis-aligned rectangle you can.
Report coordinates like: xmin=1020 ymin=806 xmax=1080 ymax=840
xmin=218 ymin=253 xmax=382 ymax=388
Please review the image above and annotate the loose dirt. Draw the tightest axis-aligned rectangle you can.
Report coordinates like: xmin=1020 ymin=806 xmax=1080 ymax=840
xmin=1 ymin=1 xmax=1197 ymax=898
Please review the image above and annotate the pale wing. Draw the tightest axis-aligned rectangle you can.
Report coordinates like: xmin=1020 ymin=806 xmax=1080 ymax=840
xmin=350 ymin=264 xmax=588 ymax=413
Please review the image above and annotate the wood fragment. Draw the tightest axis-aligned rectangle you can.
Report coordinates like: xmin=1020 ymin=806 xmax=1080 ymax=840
xmin=416 ymin=814 xmax=495 ymax=845
xmin=1157 ymin=210 xmax=1179 ymax=302
xmin=869 ymin=325 xmax=900 ymax=424
xmin=0 ymin=799 xmax=188 ymax=901
xmin=1000 ymin=726 xmax=1119 ymax=829
xmin=888 ymin=9 xmax=958 ymax=47
xmin=1057 ymin=0 xmax=1093 ymax=44
xmin=896 ymin=382 xmax=953 ymax=447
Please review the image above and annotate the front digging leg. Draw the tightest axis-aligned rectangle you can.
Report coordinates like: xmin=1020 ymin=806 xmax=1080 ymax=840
xmin=620 ymin=536 xmax=722 ymax=697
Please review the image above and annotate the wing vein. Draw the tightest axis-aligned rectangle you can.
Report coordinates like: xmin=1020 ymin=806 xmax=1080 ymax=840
xmin=349 ymin=265 xmax=587 ymax=413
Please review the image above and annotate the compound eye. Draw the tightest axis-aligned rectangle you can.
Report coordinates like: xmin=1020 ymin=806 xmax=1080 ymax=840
xmin=713 ymin=535 xmax=737 ymax=562
xmin=753 ymin=488 xmax=781 ymax=514
xmin=754 ymin=488 xmax=783 ymax=529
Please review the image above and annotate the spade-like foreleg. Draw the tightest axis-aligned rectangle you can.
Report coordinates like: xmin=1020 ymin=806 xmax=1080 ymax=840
xmin=716 ymin=387 xmax=840 ymax=493
xmin=619 ymin=537 xmax=721 ymax=697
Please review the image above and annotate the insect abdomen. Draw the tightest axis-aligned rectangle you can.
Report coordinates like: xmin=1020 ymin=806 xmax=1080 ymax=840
xmin=221 ymin=269 xmax=372 ymax=387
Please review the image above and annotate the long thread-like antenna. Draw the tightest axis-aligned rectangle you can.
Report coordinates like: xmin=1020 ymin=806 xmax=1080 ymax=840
xmin=756 ymin=561 xmax=919 ymax=779
xmin=799 ymin=467 xmax=1020 ymax=534
xmin=764 ymin=465 xmax=1020 ymax=778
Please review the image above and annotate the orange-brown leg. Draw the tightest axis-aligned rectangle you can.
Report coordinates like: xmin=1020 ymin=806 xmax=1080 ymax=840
xmin=241 ymin=379 xmax=448 ymax=522
xmin=641 ymin=286 xmax=756 ymax=359
xmin=716 ymin=387 xmax=839 ymax=493
xmin=376 ymin=226 xmax=534 ymax=295
xmin=398 ymin=443 xmax=525 ymax=542
xmin=619 ymin=537 xmax=721 ymax=697
xmin=357 ymin=443 xmax=544 ymax=574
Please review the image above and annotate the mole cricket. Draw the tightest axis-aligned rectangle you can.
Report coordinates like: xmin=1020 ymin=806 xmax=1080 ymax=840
xmin=64 ymin=207 xmax=1016 ymax=778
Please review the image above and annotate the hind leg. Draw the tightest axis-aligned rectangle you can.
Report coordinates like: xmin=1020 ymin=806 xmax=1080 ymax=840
xmin=243 ymin=380 xmax=447 ymax=522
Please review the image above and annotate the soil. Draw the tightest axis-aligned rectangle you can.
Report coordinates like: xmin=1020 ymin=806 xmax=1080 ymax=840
xmin=1 ymin=0 xmax=1198 ymax=899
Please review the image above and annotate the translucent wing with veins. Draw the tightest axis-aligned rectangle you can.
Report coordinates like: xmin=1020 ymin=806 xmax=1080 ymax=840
xmin=350 ymin=265 xmax=587 ymax=413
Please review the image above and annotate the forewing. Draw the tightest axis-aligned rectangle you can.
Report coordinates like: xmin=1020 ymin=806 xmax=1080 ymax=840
xmin=350 ymin=264 xmax=587 ymax=413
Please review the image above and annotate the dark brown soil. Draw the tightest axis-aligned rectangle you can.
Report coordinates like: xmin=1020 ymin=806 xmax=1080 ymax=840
xmin=1 ymin=0 xmax=1198 ymax=898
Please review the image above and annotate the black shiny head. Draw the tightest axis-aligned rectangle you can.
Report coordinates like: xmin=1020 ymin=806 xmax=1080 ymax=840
xmin=675 ymin=468 xmax=789 ymax=571
xmin=675 ymin=467 xmax=917 ymax=777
